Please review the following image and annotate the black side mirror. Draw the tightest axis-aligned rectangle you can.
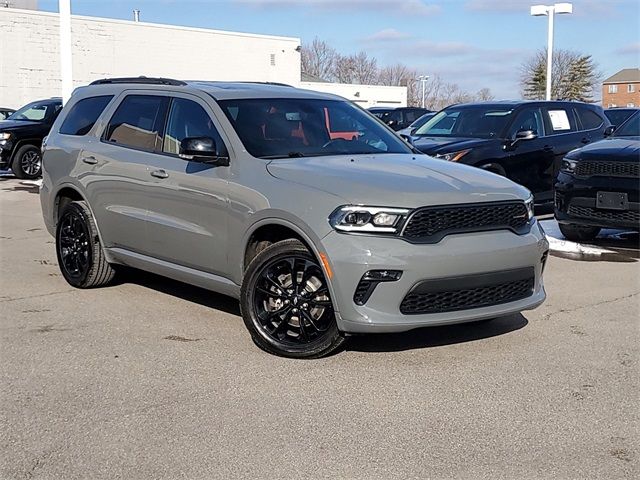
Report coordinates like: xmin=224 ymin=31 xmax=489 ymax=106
xmin=399 ymin=133 xmax=414 ymax=145
xmin=604 ymin=125 xmax=616 ymax=137
xmin=507 ymin=129 xmax=537 ymax=149
xmin=179 ymin=136 xmax=229 ymax=166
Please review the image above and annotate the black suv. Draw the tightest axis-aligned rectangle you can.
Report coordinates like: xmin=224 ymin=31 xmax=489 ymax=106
xmin=411 ymin=101 xmax=611 ymax=204
xmin=0 ymin=98 xmax=62 ymax=179
xmin=554 ymin=110 xmax=639 ymax=241
xmin=369 ymin=107 xmax=432 ymax=131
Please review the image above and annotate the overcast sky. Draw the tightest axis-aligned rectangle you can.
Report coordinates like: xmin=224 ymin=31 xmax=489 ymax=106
xmin=39 ymin=0 xmax=640 ymax=99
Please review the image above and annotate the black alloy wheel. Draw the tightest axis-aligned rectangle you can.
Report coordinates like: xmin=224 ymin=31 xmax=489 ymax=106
xmin=55 ymin=201 xmax=116 ymax=288
xmin=58 ymin=207 xmax=91 ymax=281
xmin=241 ymin=239 xmax=345 ymax=358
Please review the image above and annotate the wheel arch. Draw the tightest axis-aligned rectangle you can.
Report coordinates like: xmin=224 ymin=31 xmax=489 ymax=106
xmin=9 ymin=138 xmax=42 ymax=162
xmin=242 ymin=218 xmax=322 ymax=274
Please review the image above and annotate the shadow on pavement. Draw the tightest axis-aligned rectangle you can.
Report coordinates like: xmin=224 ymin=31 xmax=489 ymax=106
xmin=115 ymin=267 xmax=241 ymax=316
xmin=346 ymin=313 xmax=528 ymax=353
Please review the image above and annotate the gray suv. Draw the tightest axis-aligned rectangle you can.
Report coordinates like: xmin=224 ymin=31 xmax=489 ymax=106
xmin=40 ymin=77 xmax=549 ymax=358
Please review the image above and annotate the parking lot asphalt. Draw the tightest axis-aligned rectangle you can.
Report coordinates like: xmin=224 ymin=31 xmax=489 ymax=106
xmin=0 ymin=176 xmax=638 ymax=480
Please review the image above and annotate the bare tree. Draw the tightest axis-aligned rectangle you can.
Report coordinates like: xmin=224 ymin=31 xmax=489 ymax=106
xmin=351 ymin=51 xmax=378 ymax=84
xmin=301 ymin=38 xmax=338 ymax=80
xmin=333 ymin=55 xmax=355 ymax=83
xmin=476 ymin=87 xmax=494 ymax=101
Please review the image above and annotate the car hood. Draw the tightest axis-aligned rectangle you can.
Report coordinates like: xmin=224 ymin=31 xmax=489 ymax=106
xmin=569 ymin=137 xmax=640 ymax=162
xmin=266 ymin=154 xmax=529 ymax=208
xmin=412 ymin=136 xmax=491 ymax=154
xmin=0 ymin=119 xmax=41 ymax=129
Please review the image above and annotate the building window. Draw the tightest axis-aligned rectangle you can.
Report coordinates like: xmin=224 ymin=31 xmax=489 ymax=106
xmin=628 ymin=84 xmax=636 ymax=93
xmin=608 ymin=84 xmax=618 ymax=94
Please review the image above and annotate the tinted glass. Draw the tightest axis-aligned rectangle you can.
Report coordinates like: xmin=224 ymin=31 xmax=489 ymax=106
xmin=546 ymin=108 xmax=577 ymax=134
xmin=575 ymin=107 xmax=603 ymax=130
xmin=163 ymin=98 xmax=225 ymax=155
xmin=60 ymin=95 xmax=113 ymax=136
xmin=218 ymin=98 xmax=411 ymax=159
xmin=605 ymin=109 xmax=635 ymax=127
xmin=614 ymin=113 xmax=640 ymax=137
xmin=8 ymin=100 xmax=60 ymax=122
xmin=409 ymin=113 xmax=435 ymax=129
xmin=415 ymin=106 xmax=514 ymax=139
xmin=507 ymin=108 xmax=544 ymax=137
xmin=104 ymin=95 xmax=167 ymax=151
xmin=404 ymin=110 xmax=422 ymax=123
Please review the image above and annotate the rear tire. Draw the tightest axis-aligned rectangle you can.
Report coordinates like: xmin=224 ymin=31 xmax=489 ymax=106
xmin=55 ymin=201 xmax=116 ymax=288
xmin=11 ymin=144 xmax=42 ymax=179
xmin=559 ymin=223 xmax=601 ymax=242
xmin=240 ymin=239 xmax=345 ymax=359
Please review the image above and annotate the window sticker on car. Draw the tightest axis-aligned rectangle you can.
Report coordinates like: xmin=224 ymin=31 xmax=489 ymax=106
xmin=548 ymin=110 xmax=571 ymax=131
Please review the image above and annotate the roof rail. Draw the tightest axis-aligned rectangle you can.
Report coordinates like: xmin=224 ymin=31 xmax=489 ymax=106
xmin=89 ymin=76 xmax=187 ymax=86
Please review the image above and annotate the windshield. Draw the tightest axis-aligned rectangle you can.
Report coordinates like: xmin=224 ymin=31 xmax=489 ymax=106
xmin=218 ymin=98 xmax=411 ymax=159
xmin=409 ymin=113 xmax=435 ymax=129
xmin=7 ymin=100 xmax=59 ymax=122
xmin=614 ymin=112 xmax=640 ymax=137
xmin=414 ymin=106 xmax=514 ymax=139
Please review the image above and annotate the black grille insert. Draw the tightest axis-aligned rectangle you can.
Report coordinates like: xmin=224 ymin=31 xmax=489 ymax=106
xmin=401 ymin=201 xmax=529 ymax=243
xmin=400 ymin=267 xmax=535 ymax=315
xmin=568 ymin=205 xmax=640 ymax=224
xmin=575 ymin=161 xmax=639 ymax=178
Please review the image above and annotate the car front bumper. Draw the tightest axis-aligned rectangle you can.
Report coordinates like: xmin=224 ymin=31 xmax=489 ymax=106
xmin=554 ymin=172 xmax=640 ymax=230
xmin=0 ymin=140 xmax=13 ymax=169
xmin=320 ymin=222 xmax=548 ymax=333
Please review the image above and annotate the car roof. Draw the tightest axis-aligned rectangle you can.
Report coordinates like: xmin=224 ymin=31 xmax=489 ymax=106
xmin=73 ymin=78 xmax=346 ymax=102
xmin=447 ymin=100 xmax=600 ymax=109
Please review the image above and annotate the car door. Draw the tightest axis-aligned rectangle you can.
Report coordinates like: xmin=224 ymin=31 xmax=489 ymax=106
xmin=144 ymin=94 xmax=231 ymax=277
xmin=504 ymin=106 xmax=554 ymax=199
xmin=82 ymin=93 xmax=169 ymax=256
xmin=542 ymin=105 xmax=583 ymax=194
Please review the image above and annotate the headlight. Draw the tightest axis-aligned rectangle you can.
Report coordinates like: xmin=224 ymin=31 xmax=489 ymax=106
xmin=525 ymin=194 xmax=534 ymax=221
xmin=560 ymin=158 xmax=578 ymax=173
xmin=329 ymin=206 xmax=410 ymax=234
xmin=0 ymin=132 xmax=11 ymax=141
xmin=435 ymin=149 xmax=471 ymax=162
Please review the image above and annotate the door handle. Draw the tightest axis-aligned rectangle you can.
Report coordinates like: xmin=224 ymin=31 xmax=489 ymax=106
xmin=82 ymin=156 xmax=98 ymax=165
xmin=150 ymin=169 xmax=169 ymax=179
xmin=543 ymin=145 xmax=554 ymax=153
xmin=580 ymin=137 xmax=591 ymax=144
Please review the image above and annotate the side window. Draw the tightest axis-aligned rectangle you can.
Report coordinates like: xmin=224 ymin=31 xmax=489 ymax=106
xmin=162 ymin=98 xmax=226 ymax=156
xmin=545 ymin=108 xmax=577 ymax=135
xmin=508 ymin=108 xmax=544 ymax=137
xmin=575 ymin=107 xmax=604 ymax=131
xmin=404 ymin=110 xmax=421 ymax=123
xmin=104 ymin=95 xmax=168 ymax=151
xmin=59 ymin=96 xmax=113 ymax=136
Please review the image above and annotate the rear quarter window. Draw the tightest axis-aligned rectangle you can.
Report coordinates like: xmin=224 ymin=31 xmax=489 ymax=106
xmin=575 ymin=107 xmax=604 ymax=131
xmin=59 ymin=95 xmax=114 ymax=136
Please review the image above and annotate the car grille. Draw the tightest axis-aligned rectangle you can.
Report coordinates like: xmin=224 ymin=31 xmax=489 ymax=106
xmin=401 ymin=201 xmax=529 ymax=243
xmin=575 ymin=161 xmax=639 ymax=178
xmin=400 ymin=275 xmax=535 ymax=315
xmin=568 ymin=205 xmax=640 ymax=223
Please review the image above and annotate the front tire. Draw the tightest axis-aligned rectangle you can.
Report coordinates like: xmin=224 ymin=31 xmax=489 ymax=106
xmin=559 ymin=223 xmax=601 ymax=242
xmin=240 ymin=239 xmax=345 ymax=359
xmin=55 ymin=201 xmax=116 ymax=288
xmin=11 ymin=144 xmax=42 ymax=179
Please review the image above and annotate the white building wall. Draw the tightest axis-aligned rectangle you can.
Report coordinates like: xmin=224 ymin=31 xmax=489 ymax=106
xmin=300 ymin=81 xmax=407 ymax=108
xmin=0 ymin=8 xmax=301 ymax=108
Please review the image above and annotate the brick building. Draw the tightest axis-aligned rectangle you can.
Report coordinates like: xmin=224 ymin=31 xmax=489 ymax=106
xmin=602 ymin=68 xmax=640 ymax=108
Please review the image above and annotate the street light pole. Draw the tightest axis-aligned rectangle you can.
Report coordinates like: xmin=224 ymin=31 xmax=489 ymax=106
xmin=531 ymin=3 xmax=573 ymax=101
xmin=417 ymin=75 xmax=429 ymax=108
xmin=59 ymin=0 xmax=73 ymax=104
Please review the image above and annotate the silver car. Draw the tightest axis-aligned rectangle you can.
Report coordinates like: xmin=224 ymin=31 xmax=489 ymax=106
xmin=40 ymin=78 xmax=549 ymax=358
